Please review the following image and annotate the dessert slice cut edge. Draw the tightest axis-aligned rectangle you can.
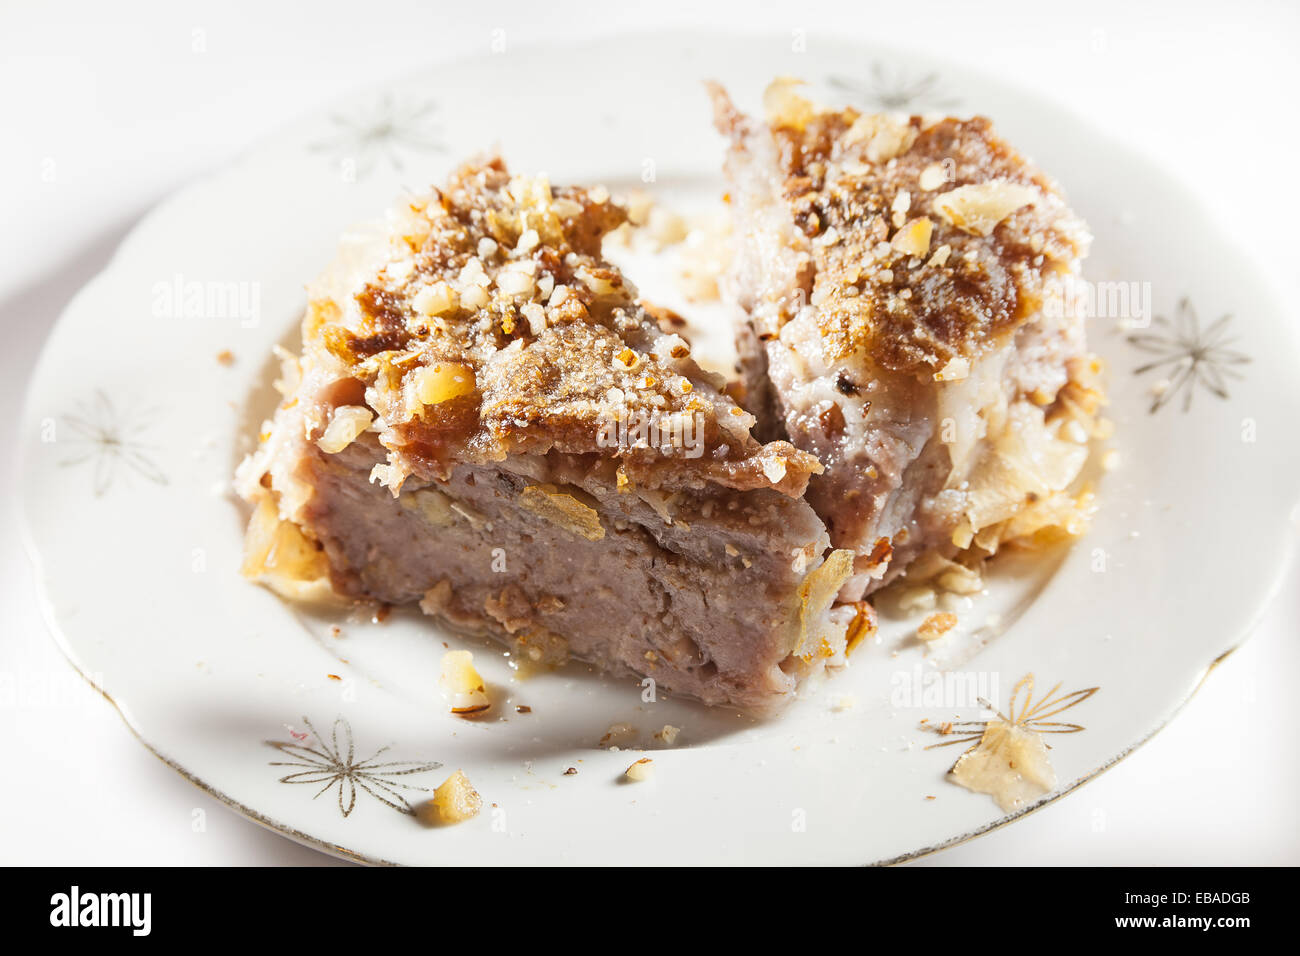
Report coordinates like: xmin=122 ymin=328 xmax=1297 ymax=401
xmin=235 ymin=155 xmax=868 ymax=711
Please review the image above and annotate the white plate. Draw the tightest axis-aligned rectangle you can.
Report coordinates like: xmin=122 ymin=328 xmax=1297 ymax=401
xmin=19 ymin=31 xmax=1300 ymax=865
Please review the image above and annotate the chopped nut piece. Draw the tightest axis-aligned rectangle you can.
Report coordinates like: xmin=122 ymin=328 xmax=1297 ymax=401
xmin=316 ymin=405 xmax=374 ymax=454
xmin=496 ymin=269 xmax=535 ymax=297
xmin=518 ymin=484 xmax=605 ymax=540
xmin=917 ymin=612 xmax=958 ymax=641
xmin=551 ymin=198 xmax=583 ymax=218
xmin=843 ymin=600 xmax=878 ymax=655
xmin=419 ymin=770 xmax=482 ymax=824
xmin=515 ymin=228 xmax=540 ymax=254
xmin=457 ymin=257 xmax=489 ymax=288
xmin=950 ymin=721 xmax=1055 ymax=811
xmin=600 ymin=722 xmax=637 ymax=747
xmin=918 ymin=162 xmax=949 ymax=191
xmin=843 ymin=113 xmax=918 ymax=163
xmin=763 ymin=76 xmax=815 ymax=129
xmin=411 ymin=362 xmax=476 ymax=406
xmin=521 ymin=302 xmax=546 ymax=336
xmin=460 ymin=284 xmax=489 ymax=310
xmin=411 ymin=281 xmax=458 ymax=316
xmin=239 ymin=493 xmax=332 ymax=600
xmin=891 ymin=217 xmax=933 ymax=258
xmin=578 ymin=266 xmax=621 ymax=295
xmin=652 ymin=725 xmax=681 ymax=746
xmin=932 ymin=181 xmax=1037 ymax=236
xmin=439 ymin=649 xmax=490 ymax=715
xmin=933 ymin=356 xmax=970 ymax=382
xmin=624 ymin=757 xmax=655 ymax=781
xmin=400 ymin=485 xmax=456 ymax=527
xmin=795 ymin=549 xmax=854 ymax=661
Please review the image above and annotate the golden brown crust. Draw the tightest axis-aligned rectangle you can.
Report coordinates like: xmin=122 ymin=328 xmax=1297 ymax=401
xmin=713 ymin=82 xmax=1089 ymax=376
xmin=300 ymin=155 xmax=822 ymax=496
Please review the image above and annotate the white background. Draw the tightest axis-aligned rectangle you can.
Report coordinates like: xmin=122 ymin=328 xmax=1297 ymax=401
xmin=2 ymin=0 xmax=1297 ymax=865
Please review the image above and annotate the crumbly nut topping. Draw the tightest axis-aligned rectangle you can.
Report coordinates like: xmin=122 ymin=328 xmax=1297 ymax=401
xmin=301 ymin=156 xmax=821 ymax=497
xmin=711 ymin=82 xmax=1091 ymax=376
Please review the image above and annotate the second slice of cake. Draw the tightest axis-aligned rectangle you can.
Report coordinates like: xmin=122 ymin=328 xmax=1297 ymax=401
xmin=711 ymin=80 xmax=1106 ymax=601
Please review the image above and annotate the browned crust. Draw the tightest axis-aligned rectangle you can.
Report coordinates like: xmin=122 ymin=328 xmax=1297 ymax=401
xmin=301 ymin=155 xmax=822 ymax=496
xmin=711 ymin=84 xmax=1089 ymax=376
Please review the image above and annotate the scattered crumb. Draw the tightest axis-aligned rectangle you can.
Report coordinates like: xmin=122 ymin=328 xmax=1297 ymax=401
xmin=652 ymin=724 xmax=681 ymax=746
xmin=843 ymin=601 xmax=877 ymax=655
xmin=329 ymin=625 xmax=342 ymax=638
xmin=624 ymin=757 xmax=654 ymax=782
xmin=439 ymin=650 xmax=490 ymax=716
xmin=216 ymin=349 xmax=235 ymax=366
xmin=950 ymin=721 xmax=1056 ymax=811
xmin=831 ymin=694 xmax=858 ymax=712
xmin=563 ymin=767 xmax=578 ymax=776
xmin=417 ymin=770 xmax=482 ymax=825
xmin=515 ymin=704 xmax=532 ymax=714
xmin=599 ymin=722 xmax=637 ymax=747
xmin=917 ymin=612 xmax=958 ymax=641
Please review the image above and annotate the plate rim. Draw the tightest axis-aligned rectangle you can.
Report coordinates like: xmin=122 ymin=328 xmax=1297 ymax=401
xmin=17 ymin=27 xmax=1300 ymax=866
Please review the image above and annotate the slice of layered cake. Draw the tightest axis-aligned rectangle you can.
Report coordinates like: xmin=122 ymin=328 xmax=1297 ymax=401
xmin=236 ymin=156 xmax=861 ymax=710
xmin=711 ymin=80 xmax=1105 ymax=601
